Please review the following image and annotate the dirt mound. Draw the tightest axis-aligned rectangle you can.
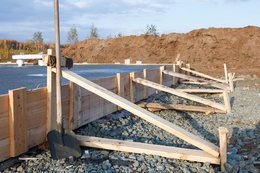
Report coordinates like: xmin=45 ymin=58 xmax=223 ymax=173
xmin=62 ymin=26 xmax=260 ymax=76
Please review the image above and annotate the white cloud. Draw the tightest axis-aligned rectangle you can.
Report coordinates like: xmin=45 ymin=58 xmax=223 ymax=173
xmin=33 ymin=0 xmax=52 ymax=7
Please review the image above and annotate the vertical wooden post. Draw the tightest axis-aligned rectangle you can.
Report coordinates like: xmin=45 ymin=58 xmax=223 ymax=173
xmin=159 ymin=66 xmax=165 ymax=85
xmin=143 ymin=69 xmax=148 ymax=98
xmin=218 ymin=127 xmax=228 ymax=172
xmin=173 ymin=64 xmax=178 ymax=84
xmin=176 ymin=60 xmax=183 ymax=75
xmin=116 ymin=73 xmax=121 ymax=111
xmin=9 ymin=87 xmax=28 ymax=156
xmin=224 ymin=64 xmax=228 ymax=83
xmin=186 ymin=64 xmax=191 ymax=76
xmin=69 ymin=82 xmax=74 ymax=130
xmin=223 ymin=91 xmax=231 ymax=113
xmin=46 ymin=49 xmax=57 ymax=133
xmin=130 ymin=72 xmax=135 ymax=103
xmin=228 ymin=73 xmax=234 ymax=92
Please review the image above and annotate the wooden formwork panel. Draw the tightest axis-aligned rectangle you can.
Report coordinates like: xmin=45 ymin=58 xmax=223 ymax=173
xmin=61 ymin=85 xmax=70 ymax=129
xmin=0 ymin=95 xmax=9 ymax=141
xmin=146 ymin=68 xmax=160 ymax=95
xmin=0 ymin=138 xmax=9 ymax=161
xmin=0 ymin=117 xmax=9 ymax=140
xmin=121 ymin=73 xmax=131 ymax=101
xmin=0 ymin=95 xmax=9 ymax=161
xmin=0 ymin=94 xmax=10 ymax=145
xmin=27 ymin=125 xmax=46 ymax=148
xmin=27 ymin=88 xmax=47 ymax=130
xmin=134 ymin=71 xmax=145 ymax=102
xmin=72 ymin=76 xmax=117 ymax=129
xmin=164 ymin=65 xmax=174 ymax=86
xmin=0 ymin=94 xmax=9 ymax=118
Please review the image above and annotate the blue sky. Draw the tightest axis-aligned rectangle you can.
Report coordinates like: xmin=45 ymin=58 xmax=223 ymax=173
xmin=0 ymin=0 xmax=259 ymax=43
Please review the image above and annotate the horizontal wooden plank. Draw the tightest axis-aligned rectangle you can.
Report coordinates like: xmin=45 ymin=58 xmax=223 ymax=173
xmin=27 ymin=88 xmax=47 ymax=130
xmin=92 ymin=76 xmax=116 ymax=90
xmin=180 ymin=81 xmax=229 ymax=90
xmin=138 ymin=102 xmax=225 ymax=114
xmin=76 ymin=135 xmax=220 ymax=164
xmin=0 ymin=94 xmax=9 ymax=118
xmin=175 ymin=89 xmax=224 ymax=94
xmin=60 ymin=69 xmax=220 ymax=157
xmin=0 ymin=117 xmax=9 ymax=140
xmin=0 ymin=138 xmax=9 ymax=161
xmin=27 ymin=125 xmax=46 ymax=148
xmin=180 ymin=67 xmax=226 ymax=84
xmin=133 ymin=78 xmax=226 ymax=112
xmin=27 ymin=88 xmax=47 ymax=106
xmin=163 ymin=70 xmax=229 ymax=90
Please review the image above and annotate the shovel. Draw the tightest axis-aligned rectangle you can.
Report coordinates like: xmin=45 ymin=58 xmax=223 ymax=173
xmin=47 ymin=0 xmax=82 ymax=160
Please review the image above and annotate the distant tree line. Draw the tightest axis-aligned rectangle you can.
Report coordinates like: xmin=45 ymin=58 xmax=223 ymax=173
xmin=65 ymin=23 xmax=159 ymax=45
xmin=0 ymin=32 xmax=53 ymax=61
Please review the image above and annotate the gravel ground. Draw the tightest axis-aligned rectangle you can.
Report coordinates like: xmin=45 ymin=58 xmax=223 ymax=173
xmin=1 ymin=77 xmax=259 ymax=173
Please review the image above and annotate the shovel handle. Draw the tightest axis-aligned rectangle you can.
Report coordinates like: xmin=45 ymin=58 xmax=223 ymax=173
xmin=54 ymin=0 xmax=63 ymax=131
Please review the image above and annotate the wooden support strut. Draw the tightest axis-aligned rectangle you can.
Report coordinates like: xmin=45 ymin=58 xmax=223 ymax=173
xmin=56 ymin=69 xmax=220 ymax=157
xmin=175 ymin=89 xmax=224 ymax=94
xmin=138 ymin=102 xmax=226 ymax=114
xmin=132 ymin=78 xmax=226 ymax=112
xmin=76 ymin=135 xmax=220 ymax=164
xmin=180 ymin=67 xmax=226 ymax=84
xmin=163 ymin=70 xmax=229 ymax=90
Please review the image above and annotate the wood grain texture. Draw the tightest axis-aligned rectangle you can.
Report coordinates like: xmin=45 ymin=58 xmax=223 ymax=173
xmin=27 ymin=88 xmax=47 ymax=129
xmin=0 ymin=94 xmax=9 ymax=118
xmin=76 ymin=135 xmax=220 ymax=164
xmin=9 ymin=87 xmax=28 ymax=156
xmin=133 ymin=78 xmax=226 ymax=112
xmin=61 ymin=69 xmax=220 ymax=157
xmin=0 ymin=138 xmax=9 ymax=161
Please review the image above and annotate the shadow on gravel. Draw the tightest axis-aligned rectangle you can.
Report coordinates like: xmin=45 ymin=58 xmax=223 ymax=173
xmin=177 ymin=111 xmax=219 ymax=144
xmin=226 ymin=122 xmax=260 ymax=172
xmin=230 ymin=96 xmax=235 ymax=108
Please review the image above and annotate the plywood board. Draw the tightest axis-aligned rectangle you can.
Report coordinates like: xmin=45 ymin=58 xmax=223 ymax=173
xmin=146 ymin=68 xmax=159 ymax=96
xmin=27 ymin=88 xmax=47 ymax=129
xmin=27 ymin=125 xmax=46 ymax=148
xmin=0 ymin=117 xmax=9 ymax=140
xmin=0 ymin=138 xmax=9 ymax=161
xmin=164 ymin=65 xmax=174 ymax=86
xmin=134 ymin=71 xmax=144 ymax=102
xmin=0 ymin=94 xmax=9 ymax=118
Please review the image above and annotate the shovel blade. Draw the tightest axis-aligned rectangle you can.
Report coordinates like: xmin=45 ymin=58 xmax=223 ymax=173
xmin=47 ymin=130 xmax=82 ymax=160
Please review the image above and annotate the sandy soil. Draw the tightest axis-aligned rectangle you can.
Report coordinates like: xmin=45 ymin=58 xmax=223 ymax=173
xmin=62 ymin=26 xmax=260 ymax=77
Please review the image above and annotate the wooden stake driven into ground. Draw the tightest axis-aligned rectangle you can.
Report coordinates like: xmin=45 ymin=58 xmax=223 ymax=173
xmin=76 ymin=135 xmax=220 ymax=164
xmin=56 ymin=69 xmax=220 ymax=157
xmin=132 ymin=78 xmax=226 ymax=112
